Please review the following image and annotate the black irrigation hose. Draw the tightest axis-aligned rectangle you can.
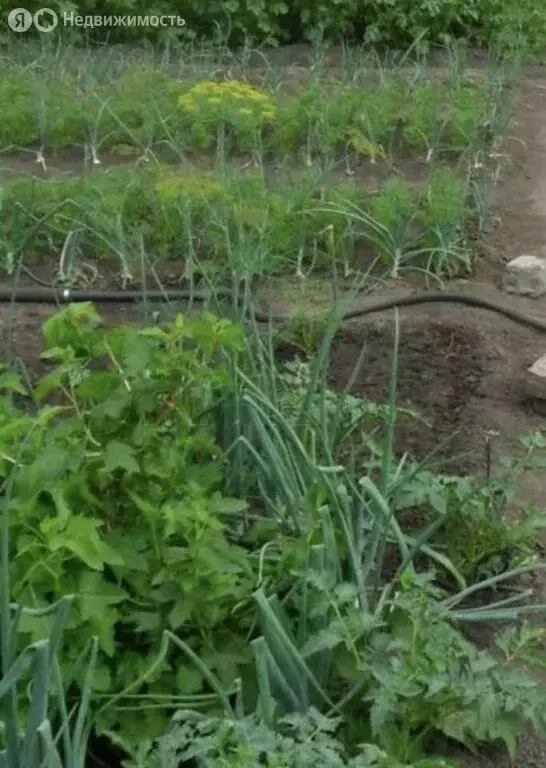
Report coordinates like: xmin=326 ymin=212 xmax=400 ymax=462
xmin=3 ymin=287 xmax=546 ymax=331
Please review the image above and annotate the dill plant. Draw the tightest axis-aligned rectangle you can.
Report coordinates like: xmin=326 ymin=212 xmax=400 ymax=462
xmin=178 ymin=80 xmax=277 ymax=152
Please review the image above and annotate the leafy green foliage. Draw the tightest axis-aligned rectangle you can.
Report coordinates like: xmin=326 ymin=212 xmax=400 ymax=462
xmin=1 ymin=161 xmax=481 ymax=281
xmin=0 ymin=384 xmax=96 ymax=767
xmin=0 ymin=167 xmax=364 ymax=276
xmin=475 ymin=0 xmax=546 ymax=59
xmin=349 ymin=82 xmax=406 ymax=163
xmin=128 ymin=707 xmax=458 ymax=767
xmin=129 ymin=574 xmax=546 ymax=767
xmin=317 ymin=166 xmax=479 ymax=279
xmin=0 ymin=74 xmax=87 ymax=150
xmin=2 ymin=0 xmax=544 ymax=55
xmin=0 ymin=71 xmax=500 ymax=163
xmin=263 ymin=569 xmax=546 ymax=762
xmin=277 ymin=357 xmax=420 ymax=461
xmin=133 ymin=708 xmax=354 ymax=768
xmin=213 ymin=341 xmax=546 ymax=765
xmin=422 ymin=167 xmax=467 ymax=239
xmin=3 ymin=304 xmax=546 ymax=766
xmin=370 ymin=178 xmax=419 ymax=255
xmin=358 ymin=577 xmax=546 ymax=762
xmin=1 ymin=306 xmax=264 ymax=744
xmin=0 ymin=13 xmax=545 ymax=765
xmin=393 ymin=434 xmax=546 ymax=583
xmin=94 ymin=68 xmax=188 ymax=151
xmin=402 ymin=82 xmax=492 ymax=160
xmin=276 ymin=84 xmax=367 ymax=158
xmin=363 ymin=0 xmax=482 ymax=51
xmin=419 ymin=166 xmax=472 ymax=276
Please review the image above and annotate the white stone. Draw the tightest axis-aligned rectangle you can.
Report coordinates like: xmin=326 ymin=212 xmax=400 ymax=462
xmin=503 ymin=254 xmax=546 ymax=298
xmin=523 ymin=353 xmax=546 ymax=400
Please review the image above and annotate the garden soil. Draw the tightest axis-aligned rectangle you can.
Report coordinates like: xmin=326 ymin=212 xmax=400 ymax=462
xmin=2 ymin=56 xmax=546 ymax=767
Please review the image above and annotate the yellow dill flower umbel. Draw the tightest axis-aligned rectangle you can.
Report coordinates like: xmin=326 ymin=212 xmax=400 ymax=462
xmin=177 ymin=79 xmax=278 ymax=147
xmin=181 ymin=80 xmax=275 ymax=111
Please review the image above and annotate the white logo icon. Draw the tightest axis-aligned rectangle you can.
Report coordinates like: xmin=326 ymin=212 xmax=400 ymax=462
xmin=33 ymin=7 xmax=58 ymax=31
xmin=7 ymin=8 xmax=32 ymax=31
xmin=7 ymin=7 xmax=58 ymax=32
